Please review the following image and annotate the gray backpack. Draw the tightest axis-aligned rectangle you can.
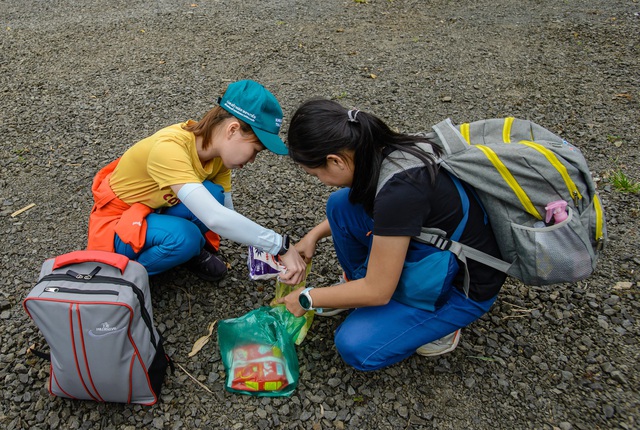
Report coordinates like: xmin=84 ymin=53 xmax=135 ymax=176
xmin=390 ymin=117 xmax=606 ymax=291
xmin=23 ymin=250 xmax=170 ymax=405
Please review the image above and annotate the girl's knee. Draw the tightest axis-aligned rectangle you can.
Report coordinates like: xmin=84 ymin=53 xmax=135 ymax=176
xmin=176 ymin=225 xmax=205 ymax=258
xmin=202 ymin=181 xmax=225 ymax=205
xmin=155 ymin=220 xmax=204 ymax=260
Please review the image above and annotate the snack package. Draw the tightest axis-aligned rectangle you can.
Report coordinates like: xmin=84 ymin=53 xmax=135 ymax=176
xmin=270 ymin=262 xmax=314 ymax=345
xmin=218 ymin=307 xmax=305 ymax=397
xmin=229 ymin=343 xmax=291 ymax=392
xmin=248 ymin=246 xmax=285 ymax=280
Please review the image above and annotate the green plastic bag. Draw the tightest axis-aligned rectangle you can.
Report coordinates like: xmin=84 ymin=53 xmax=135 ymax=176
xmin=270 ymin=262 xmax=315 ymax=345
xmin=218 ymin=306 xmax=306 ymax=397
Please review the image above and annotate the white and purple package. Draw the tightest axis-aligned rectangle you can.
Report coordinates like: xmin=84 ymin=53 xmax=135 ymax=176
xmin=248 ymin=246 xmax=285 ymax=280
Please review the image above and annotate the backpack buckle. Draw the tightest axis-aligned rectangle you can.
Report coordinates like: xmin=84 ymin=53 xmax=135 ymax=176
xmin=433 ymin=236 xmax=452 ymax=250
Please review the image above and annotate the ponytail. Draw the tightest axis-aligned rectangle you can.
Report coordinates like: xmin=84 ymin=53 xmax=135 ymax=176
xmin=183 ymin=106 xmax=253 ymax=150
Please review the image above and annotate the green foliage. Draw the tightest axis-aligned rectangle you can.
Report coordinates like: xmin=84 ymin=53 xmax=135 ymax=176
xmin=332 ymin=91 xmax=348 ymax=100
xmin=610 ymin=170 xmax=640 ymax=193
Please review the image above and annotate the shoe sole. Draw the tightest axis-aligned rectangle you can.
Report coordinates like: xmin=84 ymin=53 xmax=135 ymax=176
xmin=415 ymin=330 xmax=461 ymax=357
xmin=185 ymin=256 xmax=228 ymax=282
xmin=186 ymin=263 xmax=227 ymax=282
xmin=317 ymin=308 xmax=349 ymax=317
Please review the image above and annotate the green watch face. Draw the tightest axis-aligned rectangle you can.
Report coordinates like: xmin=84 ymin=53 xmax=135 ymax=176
xmin=299 ymin=293 xmax=311 ymax=310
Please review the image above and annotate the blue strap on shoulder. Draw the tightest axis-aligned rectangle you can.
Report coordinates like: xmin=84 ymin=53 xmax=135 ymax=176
xmin=449 ymin=174 xmax=469 ymax=241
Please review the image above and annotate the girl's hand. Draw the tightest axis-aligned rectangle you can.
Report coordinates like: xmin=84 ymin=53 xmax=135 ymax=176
xmin=277 ymin=246 xmax=307 ymax=285
xmin=276 ymin=287 xmax=307 ymax=317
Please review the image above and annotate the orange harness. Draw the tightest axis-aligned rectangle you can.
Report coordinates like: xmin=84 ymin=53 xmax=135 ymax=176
xmin=87 ymin=159 xmax=154 ymax=253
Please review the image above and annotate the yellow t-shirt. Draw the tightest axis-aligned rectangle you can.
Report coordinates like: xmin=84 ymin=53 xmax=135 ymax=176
xmin=109 ymin=121 xmax=231 ymax=208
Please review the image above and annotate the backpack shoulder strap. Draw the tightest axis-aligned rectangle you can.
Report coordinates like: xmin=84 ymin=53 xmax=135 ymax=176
xmin=412 ymin=172 xmax=511 ymax=297
xmin=431 ymin=118 xmax=470 ymax=155
xmin=375 ymin=142 xmax=513 ymax=295
xmin=376 ymin=146 xmax=434 ymax=194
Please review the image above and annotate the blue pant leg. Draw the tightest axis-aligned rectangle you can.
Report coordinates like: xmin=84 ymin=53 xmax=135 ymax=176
xmin=334 ymin=289 xmax=497 ymax=371
xmin=114 ymin=213 xmax=204 ymax=276
xmin=162 ymin=181 xmax=225 ymax=234
xmin=326 ymin=188 xmax=374 ymax=280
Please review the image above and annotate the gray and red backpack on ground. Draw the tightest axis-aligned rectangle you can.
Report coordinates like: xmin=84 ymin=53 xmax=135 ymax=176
xmin=23 ymin=250 xmax=170 ymax=405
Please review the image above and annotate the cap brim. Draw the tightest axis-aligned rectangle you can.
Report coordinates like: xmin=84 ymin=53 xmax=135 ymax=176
xmin=253 ymin=127 xmax=288 ymax=155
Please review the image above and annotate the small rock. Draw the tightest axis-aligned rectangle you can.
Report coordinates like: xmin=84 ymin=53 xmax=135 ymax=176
xmin=603 ymin=404 xmax=615 ymax=418
xmin=610 ymin=371 xmax=627 ymax=384
xmin=327 ymin=377 xmax=341 ymax=388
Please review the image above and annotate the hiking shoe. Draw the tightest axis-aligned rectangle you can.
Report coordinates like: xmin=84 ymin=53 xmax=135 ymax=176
xmin=185 ymin=248 xmax=228 ymax=282
xmin=416 ymin=329 xmax=461 ymax=357
xmin=317 ymin=273 xmax=349 ymax=317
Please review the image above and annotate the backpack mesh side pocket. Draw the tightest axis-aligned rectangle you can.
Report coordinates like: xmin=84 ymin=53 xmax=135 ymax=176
xmin=509 ymin=208 xmax=594 ymax=285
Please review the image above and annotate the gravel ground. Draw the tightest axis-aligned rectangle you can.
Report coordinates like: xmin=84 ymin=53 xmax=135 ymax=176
xmin=1 ymin=0 xmax=639 ymax=429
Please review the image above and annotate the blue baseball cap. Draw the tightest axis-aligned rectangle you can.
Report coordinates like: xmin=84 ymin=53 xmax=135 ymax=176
xmin=219 ymin=80 xmax=288 ymax=155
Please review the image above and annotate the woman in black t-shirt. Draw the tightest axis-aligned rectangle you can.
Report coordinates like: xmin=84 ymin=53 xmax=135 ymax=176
xmin=277 ymin=99 xmax=506 ymax=371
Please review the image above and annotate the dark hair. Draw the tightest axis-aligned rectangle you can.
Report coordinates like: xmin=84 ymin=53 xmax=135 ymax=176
xmin=183 ymin=106 xmax=254 ymax=150
xmin=287 ymin=98 xmax=441 ymax=212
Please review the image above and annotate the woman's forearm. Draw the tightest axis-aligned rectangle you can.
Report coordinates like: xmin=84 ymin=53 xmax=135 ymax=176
xmin=308 ymin=235 xmax=411 ymax=309
xmin=305 ymin=219 xmax=331 ymax=242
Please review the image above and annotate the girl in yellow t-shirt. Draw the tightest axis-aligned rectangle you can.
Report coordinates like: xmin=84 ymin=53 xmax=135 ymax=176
xmin=88 ymin=80 xmax=306 ymax=285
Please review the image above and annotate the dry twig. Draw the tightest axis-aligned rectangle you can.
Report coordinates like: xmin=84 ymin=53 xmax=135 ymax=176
xmin=11 ymin=203 xmax=36 ymax=218
xmin=174 ymin=362 xmax=213 ymax=394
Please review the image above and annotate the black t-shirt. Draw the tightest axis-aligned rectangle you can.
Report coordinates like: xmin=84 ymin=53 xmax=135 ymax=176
xmin=373 ymin=165 xmax=506 ymax=301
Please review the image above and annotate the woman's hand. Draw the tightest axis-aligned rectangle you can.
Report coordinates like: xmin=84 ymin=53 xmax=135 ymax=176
xmin=294 ymin=234 xmax=318 ymax=263
xmin=276 ymin=287 xmax=307 ymax=317
xmin=294 ymin=219 xmax=331 ymax=263
xmin=277 ymin=246 xmax=307 ymax=285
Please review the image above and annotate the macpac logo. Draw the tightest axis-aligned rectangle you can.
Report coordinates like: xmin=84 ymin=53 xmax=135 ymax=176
xmin=96 ymin=322 xmax=117 ymax=332
xmin=88 ymin=322 xmax=125 ymax=337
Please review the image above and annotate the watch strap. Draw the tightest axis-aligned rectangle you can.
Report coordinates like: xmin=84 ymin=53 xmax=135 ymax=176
xmin=277 ymin=233 xmax=290 ymax=256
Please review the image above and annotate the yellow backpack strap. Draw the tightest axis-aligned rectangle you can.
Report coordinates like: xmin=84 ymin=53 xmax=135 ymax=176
xmin=503 ymin=117 xmax=515 ymax=143
xmin=593 ymin=194 xmax=605 ymax=249
xmin=518 ymin=140 xmax=583 ymax=204
xmin=475 ymin=145 xmax=543 ymax=220
xmin=460 ymin=123 xmax=471 ymax=144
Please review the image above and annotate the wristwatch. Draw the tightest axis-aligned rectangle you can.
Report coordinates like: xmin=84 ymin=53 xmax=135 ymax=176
xmin=298 ymin=287 xmax=323 ymax=313
xmin=277 ymin=233 xmax=290 ymax=256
